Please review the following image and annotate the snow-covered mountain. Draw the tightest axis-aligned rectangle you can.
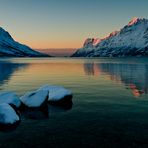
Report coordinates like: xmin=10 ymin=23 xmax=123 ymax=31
xmin=0 ymin=27 xmax=49 ymax=57
xmin=72 ymin=17 xmax=148 ymax=57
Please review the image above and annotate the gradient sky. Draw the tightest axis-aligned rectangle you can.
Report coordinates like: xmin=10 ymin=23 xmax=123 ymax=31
xmin=0 ymin=0 xmax=148 ymax=49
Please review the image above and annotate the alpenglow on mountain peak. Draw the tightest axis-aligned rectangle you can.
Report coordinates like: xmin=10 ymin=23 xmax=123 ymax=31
xmin=72 ymin=17 xmax=148 ymax=57
xmin=127 ymin=17 xmax=146 ymax=26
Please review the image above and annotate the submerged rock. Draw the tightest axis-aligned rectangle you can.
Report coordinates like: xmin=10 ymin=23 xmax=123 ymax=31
xmin=22 ymin=106 xmax=49 ymax=120
xmin=39 ymin=85 xmax=73 ymax=104
xmin=20 ymin=89 xmax=48 ymax=108
xmin=0 ymin=103 xmax=20 ymax=131
xmin=48 ymin=102 xmax=73 ymax=113
xmin=0 ymin=92 xmax=21 ymax=108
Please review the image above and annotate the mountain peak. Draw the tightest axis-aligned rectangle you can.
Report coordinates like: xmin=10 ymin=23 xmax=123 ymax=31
xmin=102 ymin=31 xmax=119 ymax=40
xmin=128 ymin=17 xmax=146 ymax=26
xmin=0 ymin=27 xmax=49 ymax=57
xmin=73 ymin=17 xmax=148 ymax=57
xmin=0 ymin=27 xmax=11 ymax=38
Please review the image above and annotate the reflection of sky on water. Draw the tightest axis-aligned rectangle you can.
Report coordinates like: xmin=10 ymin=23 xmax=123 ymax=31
xmin=84 ymin=63 xmax=148 ymax=97
xmin=0 ymin=58 xmax=147 ymax=98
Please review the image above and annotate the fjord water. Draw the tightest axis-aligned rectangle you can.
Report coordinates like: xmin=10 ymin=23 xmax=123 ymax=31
xmin=0 ymin=57 xmax=148 ymax=147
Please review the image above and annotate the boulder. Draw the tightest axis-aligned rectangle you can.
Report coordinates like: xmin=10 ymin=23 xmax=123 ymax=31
xmin=0 ymin=92 xmax=21 ymax=108
xmin=20 ymin=89 xmax=48 ymax=108
xmin=39 ymin=85 xmax=73 ymax=105
xmin=0 ymin=103 xmax=20 ymax=131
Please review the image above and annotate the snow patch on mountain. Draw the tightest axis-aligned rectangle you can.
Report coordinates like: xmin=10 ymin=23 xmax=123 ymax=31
xmin=72 ymin=17 xmax=148 ymax=57
xmin=0 ymin=27 xmax=49 ymax=57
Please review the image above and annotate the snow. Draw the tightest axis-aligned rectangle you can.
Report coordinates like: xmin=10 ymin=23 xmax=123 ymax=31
xmin=93 ymin=38 xmax=102 ymax=46
xmin=83 ymin=38 xmax=95 ymax=48
xmin=20 ymin=90 xmax=48 ymax=107
xmin=0 ymin=92 xmax=21 ymax=108
xmin=73 ymin=17 xmax=148 ymax=57
xmin=39 ymin=85 xmax=72 ymax=101
xmin=0 ymin=27 xmax=48 ymax=57
xmin=102 ymin=31 xmax=119 ymax=40
xmin=84 ymin=38 xmax=103 ymax=48
xmin=0 ymin=103 xmax=19 ymax=124
xmin=128 ymin=17 xmax=139 ymax=26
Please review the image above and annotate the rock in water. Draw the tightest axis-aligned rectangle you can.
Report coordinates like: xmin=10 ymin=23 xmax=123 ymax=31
xmin=0 ymin=103 xmax=20 ymax=131
xmin=0 ymin=92 xmax=21 ymax=108
xmin=22 ymin=106 xmax=49 ymax=120
xmin=20 ymin=90 xmax=49 ymax=108
xmin=39 ymin=85 xmax=73 ymax=105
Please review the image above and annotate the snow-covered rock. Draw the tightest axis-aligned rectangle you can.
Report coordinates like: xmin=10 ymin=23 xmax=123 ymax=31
xmin=39 ymin=85 xmax=73 ymax=103
xmin=0 ymin=103 xmax=20 ymax=124
xmin=20 ymin=90 xmax=48 ymax=108
xmin=0 ymin=92 xmax=21 ymax=108
xmin=0 ymin=27 xmax=49 ymax=57
xmin=72 ymin=17 xmax=148 ymax=57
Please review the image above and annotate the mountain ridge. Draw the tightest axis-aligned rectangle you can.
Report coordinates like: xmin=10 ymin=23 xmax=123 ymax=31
xmin=72 ymin=17 xmax=148 ymax=57
xmin=0 ymin=27 xmax=49 ymax=57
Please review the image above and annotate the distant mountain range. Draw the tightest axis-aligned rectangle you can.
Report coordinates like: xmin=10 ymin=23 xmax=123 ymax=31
xmin=36 ymin=48 xmax=77 ymax=57
xmin=72 ymin=17 xmax=148 ymax=57
xmin=0 ymin=27 xmax=49 ymax=57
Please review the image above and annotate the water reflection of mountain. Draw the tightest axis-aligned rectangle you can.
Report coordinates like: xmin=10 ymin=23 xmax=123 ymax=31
xmin=83 ymin=63 xmax=95 ymax=75
xmin=84 ymin=63 xmax=148 ymax=97
xmin=0 ymin=61 xmax=27 ymax=87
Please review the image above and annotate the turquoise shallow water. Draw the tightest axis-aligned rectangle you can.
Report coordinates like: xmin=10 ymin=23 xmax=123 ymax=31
xmin=0 ymin=57 xmax=148 ymax=148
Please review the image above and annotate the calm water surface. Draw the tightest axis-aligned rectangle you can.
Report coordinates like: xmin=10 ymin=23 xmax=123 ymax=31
xmin=0 ymin=57 xmax=148 ymax=148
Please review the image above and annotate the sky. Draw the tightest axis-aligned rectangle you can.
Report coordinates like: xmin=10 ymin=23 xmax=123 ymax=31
xmin=0 ymin=0 xmax=148 ymax=50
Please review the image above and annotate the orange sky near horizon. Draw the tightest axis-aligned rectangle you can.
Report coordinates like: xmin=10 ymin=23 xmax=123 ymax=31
xmin=1 ymin=0 xmax=148 ymax=51
xmin=14 ymin=36 xmax=83 ymax=49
